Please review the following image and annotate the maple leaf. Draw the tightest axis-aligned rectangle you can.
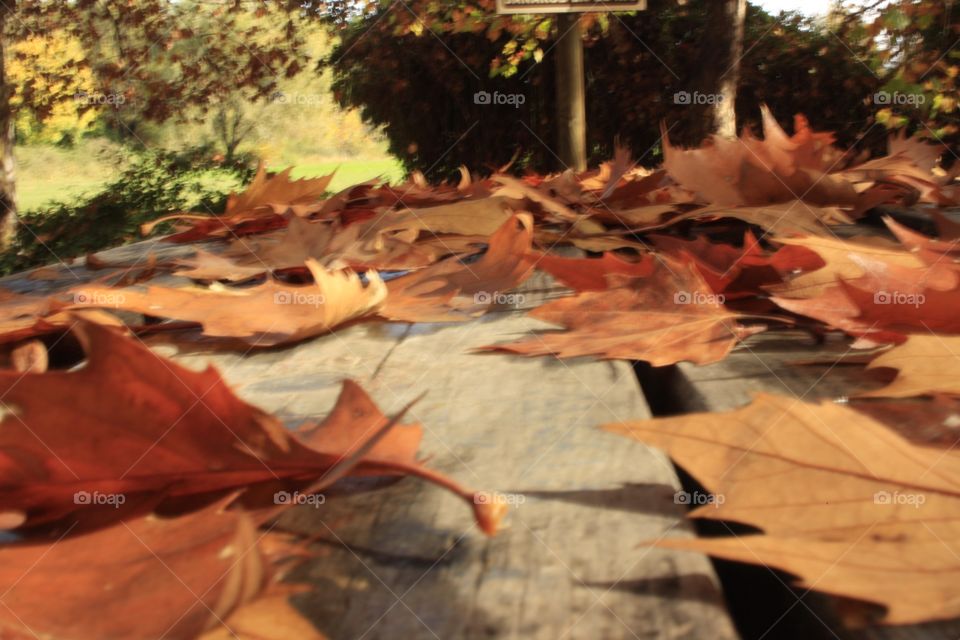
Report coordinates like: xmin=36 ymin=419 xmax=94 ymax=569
xmin=652 ymin=230 xmax=823 ymax=298
xmin=859 ymin=334 xmax=960 ymax=398
xmin=0 ymin=502 xmax=311 ymax=639
xmin=69 ymin=259 xmax=387 ymax=347
xmin=604 ymin=393 xmax=960 ymax=625
xmin=767 ymin=234 xmax=957 ymax=300
xmin=380 ymin=213 xmax=535 ymax=322
xmin=199 ymin=595 xmax=325 ymax=640
xmin=0 ymin=320 xmax=503 ymax=534
xmin=480 ymin=257 xmax=763 ymax=365
xmin=686 ymin=200 xmax=854 ymax=235
xmin=662 ymin=106 xmax=861 ymax=207
xmin=381 ymin=196 xmax=516 ymax=237
xmin=0 ymin=288 xmax=124 ymax=346
xmin=142 ymin=167 xmax=335 ymax=242
xmin=521 ymin=251 xmax=654 ymax=292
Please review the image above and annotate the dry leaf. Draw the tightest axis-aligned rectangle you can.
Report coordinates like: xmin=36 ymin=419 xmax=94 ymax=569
xmin=0 ymin=320 xmax=503 ymax=533
xmin=604 ymin=393 xmax=960 ymax=625
xmin=859 ymin=335 xmax=960 ymax=398
xmin=71 ymin=260 xmax=387 ymax=347
xmin=0 ymin=503 xmax=276 ymax=639
xmin=380 ymin=213 xmax=535 ymax=322
xmin=480 ymin=257 xmax=762 ymax=365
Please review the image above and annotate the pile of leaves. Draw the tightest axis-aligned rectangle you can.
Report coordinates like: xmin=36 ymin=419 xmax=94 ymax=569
xmin=4 ymin=107 xmax=960 ymax=634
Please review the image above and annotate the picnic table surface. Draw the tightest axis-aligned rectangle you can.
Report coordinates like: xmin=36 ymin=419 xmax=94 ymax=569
xmin=2 ymin=238 xmax=738 ymax=639
xmin=8 ymin=213 xmax=960 ymax=639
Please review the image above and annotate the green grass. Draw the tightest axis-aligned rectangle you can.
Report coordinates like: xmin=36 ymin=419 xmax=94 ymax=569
xmin=282 ymin=158 xmax=405 ymax=192
xmin=16 ymin=141 xmax=129 ymax=212
xmin=16 ymin=143 xmax=406 ymax=212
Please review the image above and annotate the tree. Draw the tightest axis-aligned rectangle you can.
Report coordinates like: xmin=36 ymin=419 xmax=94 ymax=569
xmin=714 ymin=0 xmax=747 ymax=138
xmin=328 ymin=0 xmax=880 ymax=179
xmin=0 ymin=0 xmax=311 ymax=248
xmin=0 ymin=3 xmax=16 ymax=247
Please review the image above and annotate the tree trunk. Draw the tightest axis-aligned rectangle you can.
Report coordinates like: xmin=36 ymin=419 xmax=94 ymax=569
xmin=714 ymin=0 xmax=747 ymax=138
xmin=0 ymin=3 xmax=17 ymax=249
xmin=676 ymin=0 xmax=747 ymax=145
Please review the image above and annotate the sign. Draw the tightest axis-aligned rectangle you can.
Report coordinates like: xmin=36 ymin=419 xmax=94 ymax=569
xmin=496 ymin=0 xmax=646 ymax=14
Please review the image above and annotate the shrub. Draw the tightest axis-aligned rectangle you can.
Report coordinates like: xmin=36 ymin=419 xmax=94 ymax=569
xmin=3 ymin=146 xmax=256 ymax=274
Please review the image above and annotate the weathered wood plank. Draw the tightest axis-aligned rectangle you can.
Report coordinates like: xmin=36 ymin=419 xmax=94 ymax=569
xmin=176 ymin=313 xmax=739 ymax=638
xmin=1 ymin=239 xmax=740 ymax=639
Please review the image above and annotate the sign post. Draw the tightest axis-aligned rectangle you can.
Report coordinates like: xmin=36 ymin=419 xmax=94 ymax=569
xmin=496 ymin=1 xmax=646 ymax=172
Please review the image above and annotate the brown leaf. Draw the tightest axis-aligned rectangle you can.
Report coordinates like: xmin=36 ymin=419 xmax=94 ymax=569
xmin=70 ymin=260 xmax=387 ymax=347
xmin=200 ymin=595 xmax=325 ymax=640
xmin=0 ymin=503 xmax=276 ymax=639
xmin=142 ymin=167 xmax=334 ymax=240
xmin=0 ymin=320 xmax=502 ymax=534
xmin=662 ymin=106 xmax=860 ymax=207
xmin=604 ymin=393 xmax=960 ymax=625
xmin=523 ymin=251 xmax=654 ymax=292
xmin=480 ymin=257 xmax=762 ymax=365
xmin=380 ymin=213 xmax=535 ymax=322
xmin=858 ymin=335 xmax=960 ymax=398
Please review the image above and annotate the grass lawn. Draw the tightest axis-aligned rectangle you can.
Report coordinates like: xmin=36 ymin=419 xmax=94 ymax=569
xmin=282 ymin=158 xmax=405 ymax=192
xmin=16 ymin=141 xmax=128 ymax=212
xmin=16 ymin=144 xmax=406 ymax=212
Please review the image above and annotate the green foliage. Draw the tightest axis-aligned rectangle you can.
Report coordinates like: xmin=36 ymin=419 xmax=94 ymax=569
xmin=11 ymin=0 xmax=311 ymax=139
xmin=860 ymin=0 xmax=960 ymax=144
xmin=2 ymin=146 xmax=255 ymax=274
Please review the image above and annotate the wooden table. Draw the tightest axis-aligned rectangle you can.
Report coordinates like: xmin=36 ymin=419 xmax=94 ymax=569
xmin=2 ymin=239 xmax=739 ymax=639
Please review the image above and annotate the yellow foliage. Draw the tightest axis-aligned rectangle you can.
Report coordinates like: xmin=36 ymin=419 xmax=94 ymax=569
xmin=8 ymin=31 xmax=98 ymax=144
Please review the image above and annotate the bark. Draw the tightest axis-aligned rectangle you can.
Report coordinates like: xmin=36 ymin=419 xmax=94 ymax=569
xmin=677 ymin=0 xmax=747 ymax=145
xmin=714 ymin=0 xmax=747 ymax=138
xmin=0 ymin=3 xmax=17 ymax=249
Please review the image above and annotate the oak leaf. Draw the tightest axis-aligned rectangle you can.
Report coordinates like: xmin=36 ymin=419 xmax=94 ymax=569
xmin=0 ymin=320 xmax=502 ymax=534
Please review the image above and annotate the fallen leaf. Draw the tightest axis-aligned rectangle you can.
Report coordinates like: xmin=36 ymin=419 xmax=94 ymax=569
xmin=0 ymin=503 xmax=277 ymax=639
xmin=859 ymin=335 xmax=960 ymax=398
xmin=0 ymin=320 xmax=503 ymax=533
xmin=662 ymin=106 xmax=860 ymax=208
xmin=70 ymin=260 xmax=387 ymax=347
xmin=380 ymin=213 xmax=535 ymax=322
xmin=480 ymin=257 xmax=763 ymax=365
xmin=143 ymin=167 xmax=334 ymax=241
xmin=604 ymin=393 xmax=960 ymax=625
xmin=200 ymin=595 xmax=325 ymax=640
xmin=522 ymin=251 xmax=654 ymax=292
